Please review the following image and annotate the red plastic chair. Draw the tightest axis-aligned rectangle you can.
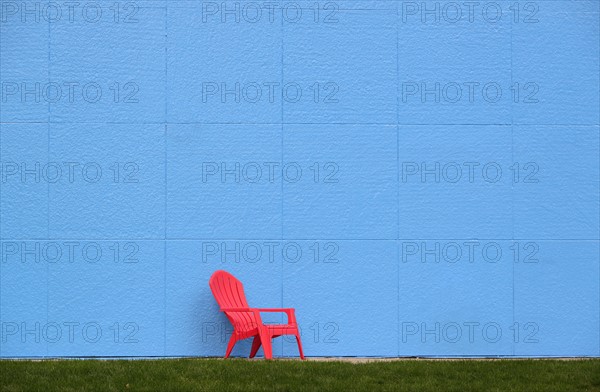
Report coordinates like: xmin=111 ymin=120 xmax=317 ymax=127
xmin=209 ymin=270 xmax=305 ymax=360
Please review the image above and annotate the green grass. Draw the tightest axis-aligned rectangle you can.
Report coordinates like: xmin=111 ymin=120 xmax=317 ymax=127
xmin=1 ymin=358 xmax=599 ymax=392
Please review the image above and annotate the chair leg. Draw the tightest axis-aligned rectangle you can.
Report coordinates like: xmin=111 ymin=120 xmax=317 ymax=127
xmin=224 ymin=334 xmax=237 ymax=358
xmin=249 ymin=335 xmax=262 ymax=358
xmin=258 ymin=328 xmax=273 ymax=359
xmin=295 ymin=333 xmax=305 ymax=360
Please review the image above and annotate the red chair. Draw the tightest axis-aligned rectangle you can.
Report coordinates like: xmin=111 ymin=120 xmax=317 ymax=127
xmin=209 ymin=270 xmax=305 ymax=360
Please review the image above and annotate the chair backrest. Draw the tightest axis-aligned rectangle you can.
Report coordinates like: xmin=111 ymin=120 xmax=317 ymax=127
xmin=209 ymin=270 xmax=257 ymax=331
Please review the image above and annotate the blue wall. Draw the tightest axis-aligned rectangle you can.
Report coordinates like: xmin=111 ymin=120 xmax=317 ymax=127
xmin=1 ymin=0 xmax=599 ymax=357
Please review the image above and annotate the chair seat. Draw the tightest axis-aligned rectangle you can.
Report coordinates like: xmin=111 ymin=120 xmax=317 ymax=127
xmin=265 ymin=323 xmax=297 ymax=332
xmin=265 ymin=324 xmax=299 ymax=340
xmin=235 ymin=323 xmax=298 ymax=339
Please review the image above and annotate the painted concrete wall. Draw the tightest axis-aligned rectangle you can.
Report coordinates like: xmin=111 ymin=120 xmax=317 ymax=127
xmin=0 ymin=1 xmax=599 ymax=357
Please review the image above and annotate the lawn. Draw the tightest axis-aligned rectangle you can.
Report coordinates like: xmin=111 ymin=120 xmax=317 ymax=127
xmin=1 ymin=358 xmax=599 ymax=391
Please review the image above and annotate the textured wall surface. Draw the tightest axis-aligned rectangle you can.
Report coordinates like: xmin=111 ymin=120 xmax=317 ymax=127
xmin=0 ymin=0 xmax=599 ymax=358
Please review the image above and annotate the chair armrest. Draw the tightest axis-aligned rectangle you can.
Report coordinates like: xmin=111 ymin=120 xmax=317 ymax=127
xmin=254 ymin=308 xmax=294 ymax=312
xmin=254 ymin=308 xmax=297 ymax=324
xmin=220 ymin=307 xmax=297 ymax=324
